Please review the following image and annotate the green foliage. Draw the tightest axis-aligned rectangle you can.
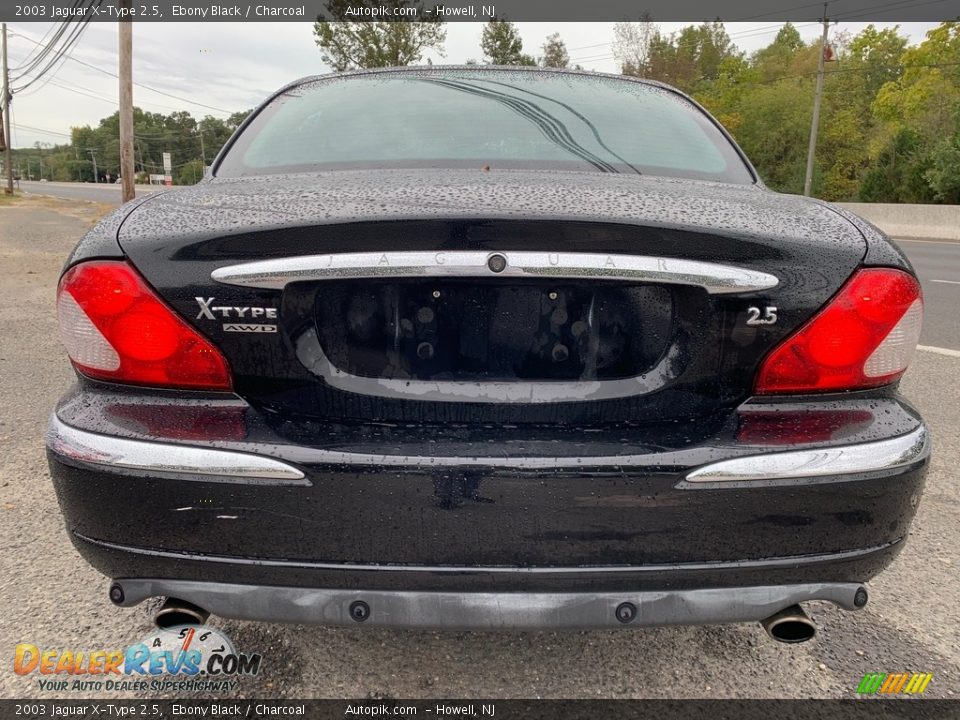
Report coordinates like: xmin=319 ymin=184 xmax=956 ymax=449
xmin=639 ymin=22 xmax=740 ymax=92
xmin=678 ymin=20 xmax=960 ymax=201
xmin=11 ymin=107 xmax=250 ymax=185
xmin=925 ymin=114 xmax=960 ymax=202
xmin=860 ymin=22 xmax=960 ymax=201
xmin=313 ymin=0 xmax=445 ymax=71
xmin=541 ymin=33 xmax=569 ymax=68
xmin=481 ymin=19 xmax=533 ymax=65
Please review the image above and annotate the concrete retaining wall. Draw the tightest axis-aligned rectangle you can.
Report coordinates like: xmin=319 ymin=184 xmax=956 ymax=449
xmin=837 ymin=203 xmax=959 ymax=241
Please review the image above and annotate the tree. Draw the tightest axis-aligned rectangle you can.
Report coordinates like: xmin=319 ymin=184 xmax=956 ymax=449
xmin=20 ymin=106 xmax=254 ymax=185
xmin=867 ymin=22 xmax=960 ymax=200
xmin=752 ymin=22 xmax=806 ymax=82
xmin=541 ymin=33 xmax=569 ymax=68
xmin=481 ymin=19 xmax=535 ymax=65
xmin=641 ymin=22 xmax=739 ymax=93
xmin=313 ymin=0 xmax=445 ymax=71
xmin=614 ymin=15 xmax=656 ymax=76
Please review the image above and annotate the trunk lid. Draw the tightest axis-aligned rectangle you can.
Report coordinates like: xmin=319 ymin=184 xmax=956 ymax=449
xmin=117 ymin=169 xmax=865 ymax=426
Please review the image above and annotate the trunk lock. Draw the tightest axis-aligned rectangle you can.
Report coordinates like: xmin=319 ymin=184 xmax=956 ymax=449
xmin=487 ymin=254 xmax=507 ymax=273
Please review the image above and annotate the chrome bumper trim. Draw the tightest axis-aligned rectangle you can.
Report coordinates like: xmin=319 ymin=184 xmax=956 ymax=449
xmin=48 ymin=415 xmax=927 ymax=482
xmin=114 ymin=578 xmax=865 ymax=629
xmin=211 ymin=250 xmax=779 ymax=295
xmin=46 ymin=416 xmax=306 ymax=483
xmin=685 ymin=425 xmax=928 ymax=483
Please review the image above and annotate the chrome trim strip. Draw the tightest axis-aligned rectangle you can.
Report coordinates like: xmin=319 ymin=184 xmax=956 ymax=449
xmin=47 ymin=416 xmax=306 ymax=483
xmin=114 ymin=578 xmax=865 ymax=629
xmin=48 ymin=416 xmax=926 ymax=482
xmin=212 ymin=251 xmax=779 ymax=295
xmin=685 ymin=425 xmax=928 ymax=483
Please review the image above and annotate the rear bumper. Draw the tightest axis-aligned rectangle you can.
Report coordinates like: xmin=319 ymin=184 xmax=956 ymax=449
xmin=112 ymin=577 xmax=867 ymax=630
xmin=47 ymin=387 xmax=930 ymax=626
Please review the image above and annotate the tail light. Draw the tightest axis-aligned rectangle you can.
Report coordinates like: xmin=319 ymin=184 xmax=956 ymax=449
xmin=57 ymin=260 xmax=232 ymax=390
xmin=755 ymin=268 xmax=922 ymax=394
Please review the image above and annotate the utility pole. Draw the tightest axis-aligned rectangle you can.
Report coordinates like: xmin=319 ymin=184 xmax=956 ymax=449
xmin=2 ymin=23 xmax=14 ymax=195
xmin=803 ymin=4 xmax=830 ymax=197
xmin=87 ymin=149 xmax=98 ymax=182
xmin=118 ymin=0 xmax=135 ymax=201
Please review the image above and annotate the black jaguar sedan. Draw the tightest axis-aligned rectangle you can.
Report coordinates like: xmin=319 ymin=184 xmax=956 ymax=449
xmin=47 ymin=67 xmax=929 ymax=643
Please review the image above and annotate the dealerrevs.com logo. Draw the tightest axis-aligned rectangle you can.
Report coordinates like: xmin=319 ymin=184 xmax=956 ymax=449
xmin=14 ymin=625 xmax=262 ymax=693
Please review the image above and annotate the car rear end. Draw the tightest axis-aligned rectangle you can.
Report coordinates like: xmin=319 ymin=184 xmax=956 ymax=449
xmin=46 ymin=68 xmax=929 ymax=638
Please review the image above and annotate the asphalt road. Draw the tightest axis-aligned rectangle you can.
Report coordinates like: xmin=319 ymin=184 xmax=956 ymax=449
xmin=17 ymin=180 xmax=165 ymax=204
xmin=0 ymin=195 xmax=957 ymax=701
xmin=899 ymin=239 xmax=960 ymax=352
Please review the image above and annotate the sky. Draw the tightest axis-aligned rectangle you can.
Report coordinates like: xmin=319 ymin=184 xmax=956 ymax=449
xmin=5 ymin=20 xmax=941 ymax=149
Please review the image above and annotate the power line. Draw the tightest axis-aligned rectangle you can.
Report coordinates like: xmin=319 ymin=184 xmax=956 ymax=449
xmin=12 ymin=20 xmax=64 ymax=70
xmin=10 ymin=18 xmax=73 ymax=78
xmin=831 ymin=0 xmax=954 ymax=22
xmin=571 ymin=5 xmax=951 ymax=69
xmin=10 ymin=3 xmax=99 ymax=92
xmin=570 ymin=21 xmax=824 ymax=66
xmin=12 ymin=22 xmax=92 ymax=94
xmin=32 ymin=75 xmax=188 ymax=115
xmin=735 ymin=0 xmax=846 ymax=21
xmin=12 ymin=122 xmax=71 ymax=138
xmin=10 ymin=25 xmax=234 ymax=115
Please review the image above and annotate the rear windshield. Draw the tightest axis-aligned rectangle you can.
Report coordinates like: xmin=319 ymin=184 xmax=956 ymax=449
xmin=216 ymin=70 xmax=753 ymax=183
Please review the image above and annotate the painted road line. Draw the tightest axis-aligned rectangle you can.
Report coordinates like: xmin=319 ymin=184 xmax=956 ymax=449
xmin=896 ymin=238 xmax=960 ymax=245
xmin=930 ymin=279 xmax=960 ymax=285
xmin=918 ymin=345 xmax=960 ymax=358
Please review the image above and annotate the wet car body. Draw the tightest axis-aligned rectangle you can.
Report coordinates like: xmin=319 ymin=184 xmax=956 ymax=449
xmin=47 ymin=68 xmax=929 ymax=634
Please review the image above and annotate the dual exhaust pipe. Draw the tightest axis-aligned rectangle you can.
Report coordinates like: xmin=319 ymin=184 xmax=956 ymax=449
xmin=154 ymin=598 xmax=210 ymax=630
xmin=760 ymin=604 xmax=817 ymax=644
xmin=109 ymin=584 xmax=209 ymax=630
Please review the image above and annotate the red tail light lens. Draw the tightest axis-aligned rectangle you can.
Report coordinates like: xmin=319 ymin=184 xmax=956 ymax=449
xmin=755 ymin=268 xmax=922 ymax=394
xmin=57 ymin=260 xmax=232 ymax=390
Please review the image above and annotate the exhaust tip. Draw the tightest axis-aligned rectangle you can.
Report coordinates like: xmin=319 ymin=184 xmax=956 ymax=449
xmin=761 ymin=604 xmax=816 ymax=644
xmin=155 ymin=598 xmax=210 ymax=629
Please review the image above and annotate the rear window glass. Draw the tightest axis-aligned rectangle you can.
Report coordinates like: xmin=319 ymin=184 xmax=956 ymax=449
xmin=217 ymin=70 xmax=753 ymax=184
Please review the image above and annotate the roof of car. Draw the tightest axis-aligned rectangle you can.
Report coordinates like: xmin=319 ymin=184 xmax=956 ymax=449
xmin=278 ymin=65 xmax=676 ymax=97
